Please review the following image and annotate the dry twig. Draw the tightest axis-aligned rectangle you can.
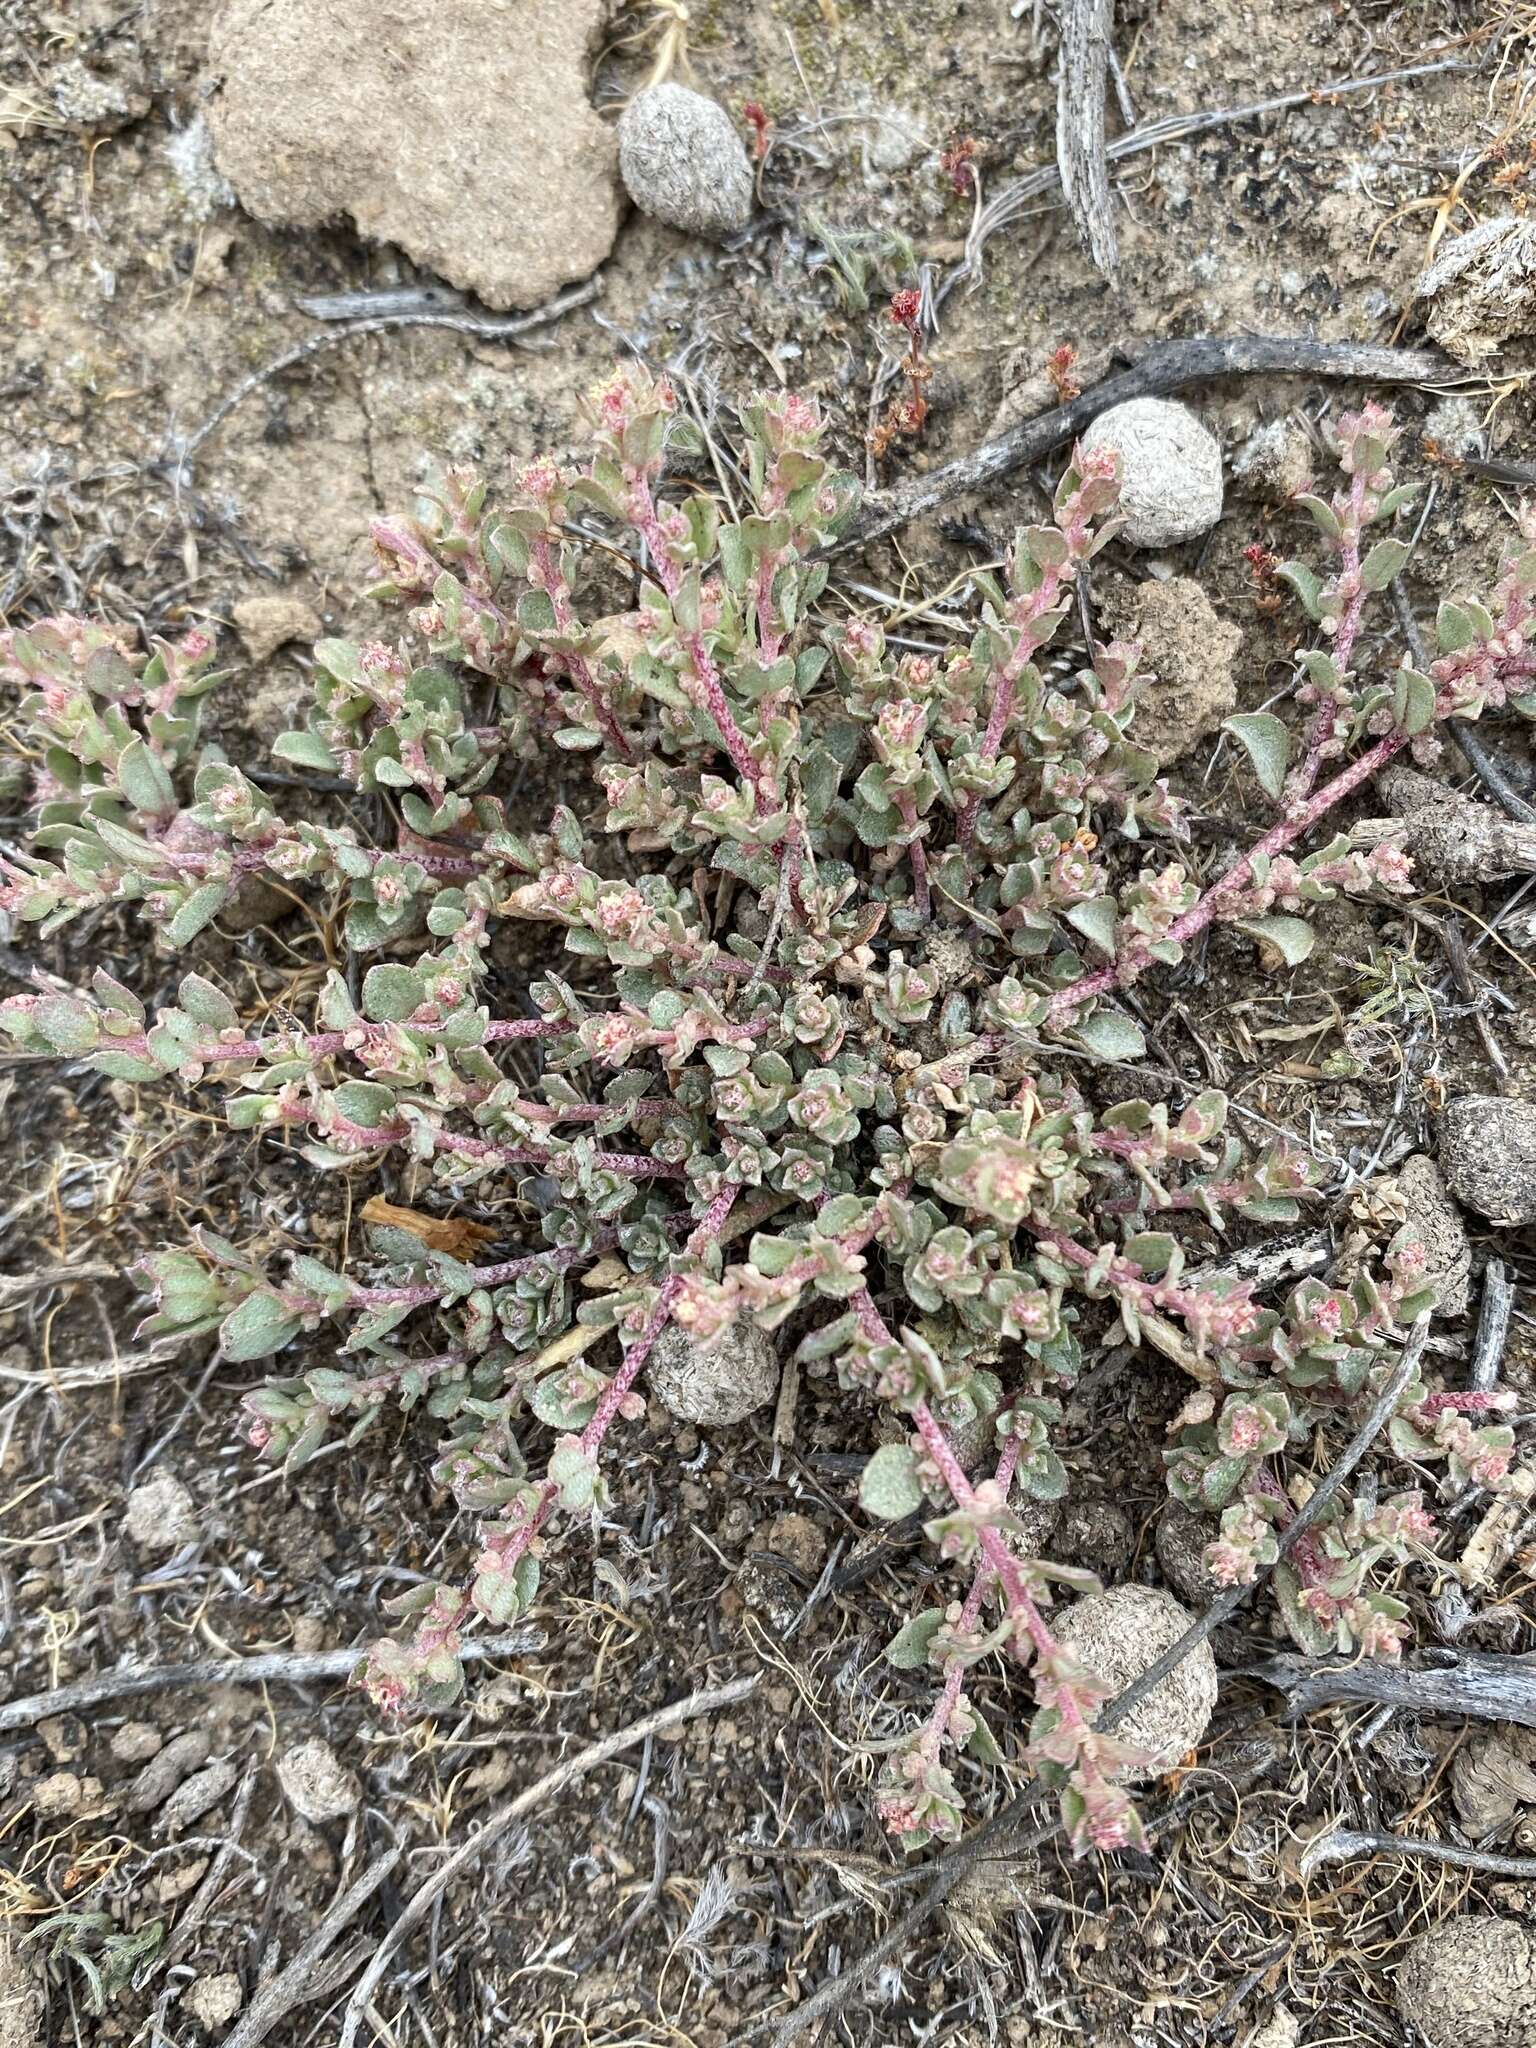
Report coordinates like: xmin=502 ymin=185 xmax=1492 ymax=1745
xmin=1248 ymin=1646 xmax=1536 ymax=1731
xmin=1057 ymin=0 xmax=1119 ymax=275
xmin=221 ymin=1849 xmax=404 ymax=2048
xmin=0 ymin=1631 xmax=543 ymax=1733
xmin=1298 ymin=1823 xmax=1536 ymax=1881
xmin=170 ymin=278 xmax=601 ymax=479
xmin=840 ymin=337 xmax=1459 ymax=552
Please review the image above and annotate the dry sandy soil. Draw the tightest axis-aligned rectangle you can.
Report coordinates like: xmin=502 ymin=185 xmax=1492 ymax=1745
xmin=1 ymin=0 xmax=1534 ymax=2042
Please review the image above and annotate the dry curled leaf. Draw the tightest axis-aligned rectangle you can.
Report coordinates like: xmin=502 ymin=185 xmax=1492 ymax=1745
xmin=359 ymin=1196 xmax=496 ymax=1259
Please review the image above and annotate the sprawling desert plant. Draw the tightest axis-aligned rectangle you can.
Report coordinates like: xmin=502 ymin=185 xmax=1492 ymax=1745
xmin=2 ymin=374 xmax=1529 ymax=1852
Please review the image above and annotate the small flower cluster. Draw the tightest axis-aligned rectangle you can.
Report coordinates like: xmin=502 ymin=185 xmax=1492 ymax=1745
xmin=2 ymin=378 xmax=1531 ymax=1854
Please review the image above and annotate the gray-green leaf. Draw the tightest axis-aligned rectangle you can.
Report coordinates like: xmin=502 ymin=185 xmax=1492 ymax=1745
xmin=1223 ymin=712 xmax=1291 ymax=801
xmin=859 ymin=1442 xmax=924 ymax=1521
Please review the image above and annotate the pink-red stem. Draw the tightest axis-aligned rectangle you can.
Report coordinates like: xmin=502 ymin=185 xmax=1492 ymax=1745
xmin=1046 ymin=729 xmax=1407 ymax=1025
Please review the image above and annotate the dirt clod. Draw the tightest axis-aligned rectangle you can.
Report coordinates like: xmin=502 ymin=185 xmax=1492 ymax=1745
xmin=763 ymin=1511 xmax=827 ymax=1579
xmin=111 ymin=1722 xmax=163 ymax=1765
xmin=1439 ymin=1095 xmax=1536 ymax=1225
xmin=1414 ymin=217 xmax=1536 ymax=366
xmin=1451 ymin=1731 xmax=1536 ymax=1837
xmin=649 ymin=1321 xmax=778 ymax=1427
xmin=1102 ymin=573 xmax=1241 ymax=764
xmin=124 ymin=1468 xmax=200 ymax=1550
xmin=1384 ymin=1153 xmax=1471 ymax=1317
xmin=1230 ymin=418 xmax=1313 ymax=500
xmin=617 ymin=84 xmax=754 ymax=239
xmin=1155 ymin=1501 xmax=1223 ymax=1608
xmin=1079 ymin=399 xmax=1223 ymax=547
xmin=1058 ymin=1499 xmax=1134 ymax=1579
xmin=206 ymin=0 xmax=620 ymax=311
xmin=233 ymin=594 xmax=321 ymax=664
xmin=1393 ymin=1915 xmax=1536 ymax=2048
xmin=34 ymin=1769 xmax=93 ymax=1817
xmin=276 ymin=1738 xmax=360 ymax=1823
xmin=184 ymin=1972 xmax=244 ymax=2031
xmin=1055 ymin=1584 xmax=1217 ymax=1776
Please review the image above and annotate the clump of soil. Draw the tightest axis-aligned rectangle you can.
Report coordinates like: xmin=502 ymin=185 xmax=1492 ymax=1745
xmin=1440 ymin=1095 xmax=1536 ymax=1225
xmin=1393 ymin=1915 xmax=1536 ymax=2048
xmin=1415 ymin=217 xmax=1536 ymax=365
xmin=206 ymin=0 xmax=620 ymax=308
xmin=1101 ymin=573 xmax=1242 ymax=765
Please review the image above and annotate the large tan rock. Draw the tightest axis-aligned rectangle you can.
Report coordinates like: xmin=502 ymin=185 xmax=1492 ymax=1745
xmin=205 ymin=0 xmax=620 ymax=311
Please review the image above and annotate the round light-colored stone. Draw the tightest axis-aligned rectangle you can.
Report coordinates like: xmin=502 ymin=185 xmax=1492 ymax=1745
xmin=1394 ymin=1916 xmax=1536 ymax=2048
xmin=649 ymin=1322 xmax=778 ymax=1427
xmin=1054 ymin=1584 xmax=1217 ymax=1777
xmin=618 ymin=83 xmax=754 ymax=239
xmin=124 ymin=1468 xmax=199 ymax=1550
xmin=1439 ymin=1094 xmax=1536 ymax=1226
xmin=1080 ymin=398 xmax=1224 ymax=548
xmin=276 ymin=1738 xmax=359 ymax=1824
